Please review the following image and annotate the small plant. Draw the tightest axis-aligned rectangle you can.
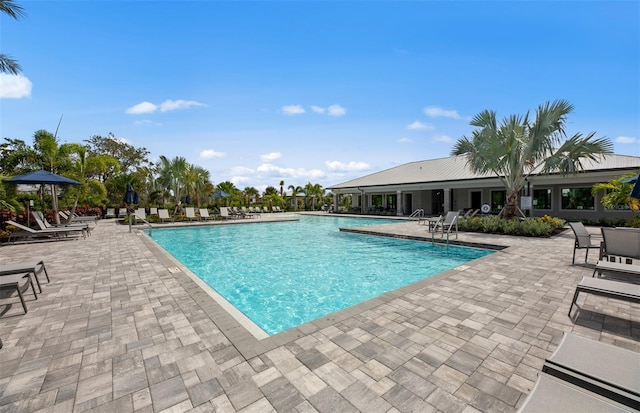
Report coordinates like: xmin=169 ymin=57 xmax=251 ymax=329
xmin=457 ymin=215 xmax=566 ymax=237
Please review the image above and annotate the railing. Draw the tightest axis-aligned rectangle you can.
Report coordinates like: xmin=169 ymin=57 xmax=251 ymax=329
xmin=409 ymin=209 xmax=424 ymax=220
xmin=128 ymin=213 xmax=152 ymax=235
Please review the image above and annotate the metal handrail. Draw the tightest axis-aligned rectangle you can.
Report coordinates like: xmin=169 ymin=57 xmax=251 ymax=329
xmin=128 ymin=212 xmax=152 ymax=235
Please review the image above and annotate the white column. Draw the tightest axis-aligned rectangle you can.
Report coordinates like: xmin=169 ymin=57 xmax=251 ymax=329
xmin=397 ymin=190 xmax=403 ymax=216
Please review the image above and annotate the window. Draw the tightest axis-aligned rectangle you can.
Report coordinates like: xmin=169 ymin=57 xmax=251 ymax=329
xmin=491 ymin=190 xmax=505 ymax=213
xmin=371 ymin=194 xmax=383 ymax=207
xmin=533 ymin=189 xmax=552 ymax=210
xmin=561 ymin=188 xmax=594 ymax=210
xmin=386 ymin=194 xmax=397 ymax=209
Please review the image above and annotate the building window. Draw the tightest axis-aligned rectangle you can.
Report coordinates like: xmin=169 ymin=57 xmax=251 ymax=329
xmin=371 ymin=194 xmax=383 ymax=207
xmin=491 ymin=190 xmax=505 ymax=213
xmin=533 ymin=189 xmax=552 ymax=210
xmin=561 ymin=188 xmax=594 ymax=210
xmin=386 ymin=194 xmax=397 ymax=209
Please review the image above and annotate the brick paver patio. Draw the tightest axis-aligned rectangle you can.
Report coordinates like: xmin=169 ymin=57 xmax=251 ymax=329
xmin=1 ymin=214 xmax=638 ymax=412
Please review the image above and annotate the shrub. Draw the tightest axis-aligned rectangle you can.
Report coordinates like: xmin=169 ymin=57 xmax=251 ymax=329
xmin=457 ymin=215 xmax=566 ymax=237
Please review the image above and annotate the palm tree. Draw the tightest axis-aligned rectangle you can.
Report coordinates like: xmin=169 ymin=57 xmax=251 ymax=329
xmin=190 ymin=166 xmax=211 ymax=208
xmin=156 ymin=155 xmax=189 ymax=211
xmin=592 ymin=173 xmax=640 ymax=223
xmin=0 ymin=0 xmax=25 ymax=75
xmin=243 ymin=186 xmax=259 ymax=206
xmin=451 ymin=100 xmax=613 ymax=219
xmin=287 ymin=184 xmax=303 ymax=210
xmin=279 ymin=180 xmax=284 ymax=197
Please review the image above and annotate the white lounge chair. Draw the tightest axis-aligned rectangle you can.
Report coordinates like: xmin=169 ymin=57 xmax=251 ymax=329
xmin=433 ymin=211 xmax=460 ymax=239
xmin=185 ymin=207 xmax=200 ymax=221
xmin=199 ymin=208 xmax=214 ymax=220
xmin=158 ymin=209 xmax=173 ymax=223
xmin=105 ymin=208 xmax=116 ymax=219
xmin=569 ymin=276 xmax=640 ymax=317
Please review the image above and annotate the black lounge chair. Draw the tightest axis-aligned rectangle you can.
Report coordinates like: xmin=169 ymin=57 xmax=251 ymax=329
xmin=569 ymin=276 xmax=640 ymax=317
xmin=543 ymin=332 xmax=640 ymax=409
xmin=0 ymin=260 xmax=50 ymax=293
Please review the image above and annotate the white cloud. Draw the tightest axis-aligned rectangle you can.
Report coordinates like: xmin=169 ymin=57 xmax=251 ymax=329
xmin=327 ymin=104 xmax=346 ymax=117
xmin=615 ymin=136 xmax=639 ymax=144
xmin=407 ymin=121 xmax=433 ymax=130
xmin=424 ymin=106 xmax=462 ymax=119
xmin=160 ymin=99 xmax=205 ymax=112
xmin=325 ymin=161 xmax=371 ymax=171
xmin=398 ymin=137 xmax=413 ymax=143
xmin=433 ymin=135 xmax=453 ymax=143
xmin=281 ymin=104 xmax=305 ymax=115
xmin=231 ymin=176 xmax=251 ymax=186
xmin=113 ymin=136 xmax=129 ymax=144
xmin=126 ymin=101 xmax=158 ymax=114
xmin=260 ymin=152 xmax=282 ymax=162
xmin=257 ymin=163 xmax=325 ymax=179
xmin=0 ymin=74 xmax=32 ymax=98
xmin=200 ymin=149 xmax=225 ymax=159
xmin=311 ymin=105 xmax=325 ymax=114
xmin=133 ymin=119 xmax=152 ymax=125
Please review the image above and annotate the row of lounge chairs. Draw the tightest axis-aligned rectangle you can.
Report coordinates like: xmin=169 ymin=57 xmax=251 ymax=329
xmin=106 ymin=205 xmax=285 ymax=222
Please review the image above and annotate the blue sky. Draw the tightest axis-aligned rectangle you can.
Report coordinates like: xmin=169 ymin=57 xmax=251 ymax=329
xmin=1 ymin=1 xmax=638 ymax=192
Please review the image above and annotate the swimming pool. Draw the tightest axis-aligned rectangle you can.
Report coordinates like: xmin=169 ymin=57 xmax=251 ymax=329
xmin=149 ymin=215 xmax=493 ymax=335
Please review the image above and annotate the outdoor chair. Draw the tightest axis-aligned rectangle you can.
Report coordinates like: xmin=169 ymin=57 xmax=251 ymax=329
xmin=600 ymin=227 xmax=640 ymax=264
xmin=569 ymin=276 xmax=640 ymax=317
xmin=199 ymin=208 xmax=214 ymax=220
xmin=0 ymin=259 xmax=50 ymax=294
xmin=118 ymin=208 xmax=128 ymax=218
xmin=542 ymin=332 xmax=640 ymax=409
xmin=149 ymin=207 xmax=158 ymax=216
xmin=568 ymin=222 xmax=602 ymax=264
xmin=185 ymin=207 xmax=200 ymax=221
xmin=105 ymin=208 xmax=116 ymax=218
xmin=33 ymin=211 xmax=91 ymax=234
xmin=0 ymin=272 xmax=37 ymax=314
xmin=433 ymin=211 xmax=460 ymax=239
xmin=158 ymin=209 xmax=173 ymax=223
xmin=219 ymin=207 xmax=234 ymax=220
xmin=6 ymin=220 xmax=86 ymax=242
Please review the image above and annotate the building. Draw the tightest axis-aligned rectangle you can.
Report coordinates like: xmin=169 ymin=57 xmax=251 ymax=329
xmin=327 ymin=154 xmax=640 ymax=220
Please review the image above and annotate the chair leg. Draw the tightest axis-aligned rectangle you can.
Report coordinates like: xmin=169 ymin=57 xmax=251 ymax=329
xmin=572 ymin=247 xmax=576 ymax=264
xmin=568 ymin=289 xmax=580 ymax=316
xmin=14 ymin=283 xmax=28 ymax=314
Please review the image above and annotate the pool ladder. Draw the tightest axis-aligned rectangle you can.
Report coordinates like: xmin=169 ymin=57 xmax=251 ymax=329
xmin=128 ymin=213 xmax=152 ymax=235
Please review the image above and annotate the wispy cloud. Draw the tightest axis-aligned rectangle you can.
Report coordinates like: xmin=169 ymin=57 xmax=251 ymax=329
xmin=424 ymin=106 xmax=462 ymax=119
xmin=200 ymin=149 xmax=225 ymax=159
xmin=327 ymin=104 xmax=346 ymax=117
xmin=133 ymin=119 xmax=153 ymax=125
xmin=126 ymin=99 xmax=205 ymax=114
xmin=311 ymin=105 xmax=325 ymax=114
xmin=159 ymin=99 xmax=205 ymax=112
xmin=398 ymin=137 xmax=413 ymax=143
xmin=615 ymin=136 xmax=639 ymax=144
xmin=407 ymin=121 xmax=433 ymax=130
xmin=281 ymin=105 xmax=305 ymax=115
xmin=256 ymin=163 xmax=325 ymax=179
xmin=433 ymin=135 xmax=453 ymax=143
xmin=260 ymin=152 xmax=282 ymax=162
xmin=0 ymin=74 xmax=32 ymax=99
xmin=325 ymin=160 xmax=370 ymax=171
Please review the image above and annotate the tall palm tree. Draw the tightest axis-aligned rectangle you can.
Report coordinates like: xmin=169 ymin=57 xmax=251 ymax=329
xmin=0 ymin=0 xmax=25 ymax=75
xmin=451 ymin=100 xmax=613 ymax=218
xmin=191 ymin=166 xmax=211 ymax=208
xmin=279 ymin=180 xmax=284 ymax=197
xmin=156 ymin=155 xmax=189 ymax=211
xmin=243 ymin=186 xmax=259 ymax=206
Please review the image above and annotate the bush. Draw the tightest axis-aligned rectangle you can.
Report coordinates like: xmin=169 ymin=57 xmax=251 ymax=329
xmin=457 ymin=215 xmax=566 ymax=237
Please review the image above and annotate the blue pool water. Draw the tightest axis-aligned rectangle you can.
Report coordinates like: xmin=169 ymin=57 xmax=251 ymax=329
xmin=150 ymin=216 xmax=493 ymax=335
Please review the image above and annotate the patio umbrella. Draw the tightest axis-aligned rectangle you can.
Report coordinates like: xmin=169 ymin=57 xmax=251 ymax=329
xmin=185 ymin=194 xmax=191 ymax=205
xmin=632 ymin=178 xmax=640 ymax=199
xmin=622 ymin=174 xmax=638 ymax=184
xmin=212 ymin=190 xmax=231 ymax=198
xmin=4 ymin=170 xmax=80 ymax=185
xmin=123 ymin=183 xmax=135 ymax=205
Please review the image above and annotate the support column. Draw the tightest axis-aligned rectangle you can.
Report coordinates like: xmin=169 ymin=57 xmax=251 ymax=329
xmin=333 ymin=194 xmax=338 ymax=212
xmin=397 ymin=190 xmax=403 ymax=216
xmin=443 ymin=188 xmax=451 ymax=213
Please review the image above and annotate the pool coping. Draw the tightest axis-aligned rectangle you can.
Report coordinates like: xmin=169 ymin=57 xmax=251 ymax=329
xmin=137 ymin=219 xmax=507 ymax=359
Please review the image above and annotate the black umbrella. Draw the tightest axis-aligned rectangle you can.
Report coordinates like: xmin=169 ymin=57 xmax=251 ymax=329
xmin=133 ymin=192 xmax=139 ymax=205
xmin=123 ymin=183 xmax=135 ymax=204
xmin=212 ymin=190 xmax=231 ymax=198
xmin=185 ymin=194 xmax=191 ymax=205
xmin=632 ymin=179 xmax=640 ymax=199
xmin=4 ymin=170 xmax=81 ymax=185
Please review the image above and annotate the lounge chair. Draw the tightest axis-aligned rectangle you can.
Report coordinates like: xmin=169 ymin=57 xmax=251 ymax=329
xmin=105 ymin=208 xmax=116 ymax=219
xmin=0 ymin=260 xmax=50 ymax=294
xmin=118 ymin=208 xmax=128 ymax=218
xmin=185 ymin=207 xmax=200 ymax=221
xmin=568 ymin=222 xmax=602 ymax=264
xmin=593 ymin=260 xmax=640 ymax=279
xmin=33 ymin=211 xmax=91 ymax=234
xmin=219 ymin=207 xmax=234 ymax=220
xmin=0 ymin=272 xmax=37 ymax=314
xmin=158 ymin=209 xmax=173 ymax=223
xmin=600 ymin=227 xmax=640 ymax=264
xmin=199 ymin=208 xmax=214 ymax=220
xmin=149 ymin=207 xmax=158 ymax=216
xmin=133 ymin=208 xmax=146 ymax=220
xmin=542 ymin=332 xmax=640 ymax=409
xmin=59 ymin=210 xmax=98 ymax=223
xmin=517 ymin=372 xmax=631 ymax=413
xmin=6 ymin=220 xmax=86 ymax=242
xmin=569 ymin=276 xmax=640 ymax=317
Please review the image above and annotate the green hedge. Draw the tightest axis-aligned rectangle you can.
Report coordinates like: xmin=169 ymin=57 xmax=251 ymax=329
xmin=457 ymin=215 xmax=566 ymax=237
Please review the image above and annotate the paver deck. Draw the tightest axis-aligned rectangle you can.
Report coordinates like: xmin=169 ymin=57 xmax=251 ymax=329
xmin=1 ymin=214 xmax=638 ymax=413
